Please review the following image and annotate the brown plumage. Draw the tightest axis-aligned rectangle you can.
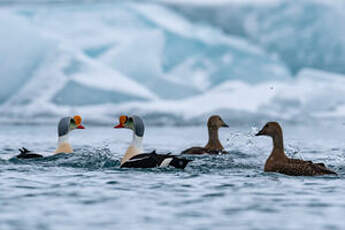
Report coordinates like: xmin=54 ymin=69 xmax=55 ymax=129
xmin=181 ymin=115 xmax=229 ymax=155
xmin=256 ymin=122 xmax=337 ymax=176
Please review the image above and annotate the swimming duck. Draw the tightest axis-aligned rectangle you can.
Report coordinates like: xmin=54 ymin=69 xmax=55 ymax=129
xmin=114 ymin=115 xmax=191 ymax=169
xmin=181 ymin=115 xmax=229 ymax=155
xmin=256 ymin=122 xmax=337 ymax=176
xmin=16 ymin=147 xmax=43 ymax=159
xmin=16 ymin=115 xmax=85 ymax=159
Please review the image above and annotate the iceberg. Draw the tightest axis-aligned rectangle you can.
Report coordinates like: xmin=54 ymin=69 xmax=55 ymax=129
xmin=244 ymin=0 xmax=345 ymax=75
xmin=167 ymin=0 xmax=345 ymax=75
xmin=0 ymin=12 xmax=55 ymax=104
xmin=85 ymin=68 xmax=345 ymax=125
xmin=0 ymin=1 xmax=292 ymax=124
xmin=3 ymin=1 xmax=345 ymax=125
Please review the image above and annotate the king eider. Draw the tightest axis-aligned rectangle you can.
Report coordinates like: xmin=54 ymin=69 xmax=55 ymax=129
xmin=256 ymin=122 xmax=337 ymax=176
xmin=181 ymin=115 xmax=229 ymax=155
xmin=114 ymin=115 xmax=191 ymax=169
xmin=16 ymin=115 xmax=85 ymax=159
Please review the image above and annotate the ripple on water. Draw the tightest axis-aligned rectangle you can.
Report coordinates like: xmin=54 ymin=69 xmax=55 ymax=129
xmin=6 ymin=148 xmax=121 ymax=170
xmin=1 ymin=125 xmax=345 ymax=230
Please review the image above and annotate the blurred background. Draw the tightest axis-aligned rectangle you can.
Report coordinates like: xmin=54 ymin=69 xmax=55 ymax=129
xmin=1 ymin=0 xmax=345 ymax=125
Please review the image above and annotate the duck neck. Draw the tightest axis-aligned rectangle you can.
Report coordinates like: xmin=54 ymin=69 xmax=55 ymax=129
xmin=205 ymin=126 xmax=223 ymax=151
xmin=270 ymin=132 xmax=287 ymax=160
xmin=130 ymin=133 xmax=143 ymax=150
xmin=58 ymin=134 xmax=69 ymax=143
xmin=55 ymin=134 xmax=73 ymax=154
xmin=121 ymin=132 xmax=143 ymax=165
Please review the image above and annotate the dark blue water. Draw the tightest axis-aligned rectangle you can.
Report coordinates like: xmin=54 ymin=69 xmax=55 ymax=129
xmin=0 ymin=124 xmax=344 ymax=230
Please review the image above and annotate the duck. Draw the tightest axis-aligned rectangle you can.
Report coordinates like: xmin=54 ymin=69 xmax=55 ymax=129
xmin=114 ymin=115 xmax=191 ymax=169
xmin=16 ymin=147 xmax=43 ymax=159
xmin=181 ymin=115 xmax=229 ymax=155
xmin=16 ymin=115 xmax=85 ymax=159
xmin=255 ymin=122 xmax=337 ymax=176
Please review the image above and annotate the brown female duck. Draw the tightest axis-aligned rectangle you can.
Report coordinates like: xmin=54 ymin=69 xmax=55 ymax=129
xmin=256 ymin=122 xmax=337 ymax=176
xmin=181 ymin=115 xmax=229 ymax=155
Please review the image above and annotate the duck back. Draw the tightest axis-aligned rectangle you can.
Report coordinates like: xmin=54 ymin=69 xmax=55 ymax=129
xmin=16 ymin=148 xmax=43 ymax=159
xmin=121 ymin=151 xmax=191 ymax=169
xmin=265 ymin=158 xmax=337 ymax=176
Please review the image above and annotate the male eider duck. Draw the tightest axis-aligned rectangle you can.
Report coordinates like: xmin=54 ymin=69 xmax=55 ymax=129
xmin=114 ymin=115 xmax=191 ymax=169
xmin=256 ymin=122 xmax=337 ymax=176
xmin=16 ymin=115 xmax=85 ymax=159
xmin=181 ymin=115 xmax=229 ymax=155
xmin=17 ymin=147 xmax=43 ymax=159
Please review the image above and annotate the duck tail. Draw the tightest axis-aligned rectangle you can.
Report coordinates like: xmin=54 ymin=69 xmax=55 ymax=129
xmin=18 ymin=147 xmax=30 ymax=154
xmin=311 ymin=162 xmax=337 ymax=175
xmin=22 ymin=147 xmax=31 ymax=153
xmin=18 ymin=147 xmax=31 ymax=154
xmin=323 ymin=168 xmax=337 ymax=175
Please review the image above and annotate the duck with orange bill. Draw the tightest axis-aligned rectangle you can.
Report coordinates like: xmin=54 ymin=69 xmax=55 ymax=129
xmin=255 ymin=122 xmax=337 ymax=176
xmin=16 ymin=115 xmax=85 ymax=159
xmin=114 ymin=115 xmax=191 ymax=169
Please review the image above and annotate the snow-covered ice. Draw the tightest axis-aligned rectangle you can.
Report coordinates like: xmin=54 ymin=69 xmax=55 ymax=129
xmin=0 ymin=1 xmax=344 ymax=125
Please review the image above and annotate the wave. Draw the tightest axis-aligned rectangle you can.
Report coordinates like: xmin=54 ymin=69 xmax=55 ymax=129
xmin=8 ymin=147 xmax=120 ymax=169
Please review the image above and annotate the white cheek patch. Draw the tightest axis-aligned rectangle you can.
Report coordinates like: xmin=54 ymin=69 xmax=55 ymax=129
xmin=159 ymin=158 xmax=173 ymax=167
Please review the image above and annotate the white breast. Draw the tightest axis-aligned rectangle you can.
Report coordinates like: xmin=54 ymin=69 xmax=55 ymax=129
xmin=121 ymin=145 xmax=141 ymax=165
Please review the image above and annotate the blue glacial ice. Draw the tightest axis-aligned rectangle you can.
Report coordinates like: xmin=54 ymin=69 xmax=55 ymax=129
xmin=0 ymin=12 xmax=55 ymax=104
xmin=244 ymin=0 xmax=345 ymax=75
xmin=170 ymin=0 xmax=345 ymax=75
xmin=0 ymin=1 xmax=344 ymax=124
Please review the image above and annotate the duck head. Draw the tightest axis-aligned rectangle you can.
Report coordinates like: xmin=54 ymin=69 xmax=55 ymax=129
xmin=207 ymin=115 xmax=229 ymax=129
xmin=256 ymin=122 xmax=282 ymax=137
xmin=114 ymin=115 xmax=145 ymax=137
xmin=58 ymin=115 xmax=85 ymax=137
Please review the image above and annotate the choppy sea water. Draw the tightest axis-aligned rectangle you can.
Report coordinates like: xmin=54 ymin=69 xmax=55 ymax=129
xmin=0 ymin=124 xmax=345 ymax=230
